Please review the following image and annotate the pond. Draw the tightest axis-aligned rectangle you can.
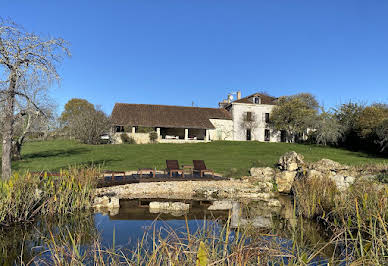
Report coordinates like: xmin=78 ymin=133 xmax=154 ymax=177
xmin=0 ymin=197 xmax=334 ymax=265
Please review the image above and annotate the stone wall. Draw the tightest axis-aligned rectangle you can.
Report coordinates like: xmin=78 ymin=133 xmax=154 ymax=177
xmin=245 ymin=151 xmax=381 ymax=194
xmin=209 ymin=119 xmax=234 ymax=141
xmin=231 ymin=103 xmax=280 ymax=142
xmin=112 ymin=132 xmax=154 ymax=144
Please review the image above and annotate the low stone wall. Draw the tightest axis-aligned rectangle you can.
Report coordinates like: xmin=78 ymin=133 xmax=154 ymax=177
xmin=94 ymin=179 xmax=280 ymax=210
xmin=112 ymin=133 xmax=154 ymax=144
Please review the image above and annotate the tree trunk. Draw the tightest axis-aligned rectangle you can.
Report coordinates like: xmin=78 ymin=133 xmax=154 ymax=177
xmin=11 ymin=141 xmax=22 ymax=161
xmin=1 ymin=72 xmax=16 ymax=180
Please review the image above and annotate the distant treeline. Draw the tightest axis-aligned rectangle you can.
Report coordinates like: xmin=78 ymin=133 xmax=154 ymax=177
xmin=269 ymin=93 xmax=388 ymax=155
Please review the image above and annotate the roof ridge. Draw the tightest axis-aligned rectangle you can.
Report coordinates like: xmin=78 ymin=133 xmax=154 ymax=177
xmin=114 ymin=102 xmax=224 ymax=110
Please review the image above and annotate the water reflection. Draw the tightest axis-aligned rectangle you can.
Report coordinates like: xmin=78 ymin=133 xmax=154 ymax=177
xmin=1 ymin=196 xmax=334 ymax=264
xmin=0 ymin=211 xmax=96 ymax=265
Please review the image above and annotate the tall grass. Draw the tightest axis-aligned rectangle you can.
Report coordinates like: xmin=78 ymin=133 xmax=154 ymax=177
xmin=29 ymin=215 xmax=338 ymax=265
xmin=294 ymin=176 xmax=388 ymax=264
xmin=0 ymin=167 xmax=98 ymax=227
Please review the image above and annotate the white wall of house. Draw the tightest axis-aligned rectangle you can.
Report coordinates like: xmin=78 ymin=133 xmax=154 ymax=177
xmin=209 ymin=119 xmax=234 ymax=141
xmin=230 ymin=103 xmax=280 ymax=142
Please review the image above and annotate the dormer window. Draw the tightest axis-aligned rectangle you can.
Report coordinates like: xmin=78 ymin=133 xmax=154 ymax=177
xmin=253 ymin=96 xmax=261 ymax=104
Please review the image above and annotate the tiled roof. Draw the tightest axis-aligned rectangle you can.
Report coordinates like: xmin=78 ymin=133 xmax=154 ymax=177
xmin=111 ymin=103 xmax=232 ymax=129
xmin=232 ymin=93 xmax=278 ymax=105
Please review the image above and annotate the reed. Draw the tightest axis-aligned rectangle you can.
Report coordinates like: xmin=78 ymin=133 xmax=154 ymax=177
xmin=0 ymin=167 xmax=99 ymax=227
xmin=293 ymin=176 xmax=388 ymax=264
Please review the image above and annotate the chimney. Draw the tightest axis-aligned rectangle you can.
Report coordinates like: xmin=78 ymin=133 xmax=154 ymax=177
xmin=237 ymin=91 xmax=241 ymax=100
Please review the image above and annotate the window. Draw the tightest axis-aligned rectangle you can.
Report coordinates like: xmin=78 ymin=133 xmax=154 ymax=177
xmin=246 ymin=129 xmax=251 ymax=141
xmin=265 ymin=113 xmax=270 ymax=123
xmin=253 ymin=96 xmax=261 ymax=104
xmin=264 ymin=129 xmax=270 ymax=141
xmin=246 ymin=111 xmax=252 ymax=121
xmin=281 ymin=130 xmax=287 ymax=142
xmin=115 ymin=126 xmax=124 ymax=132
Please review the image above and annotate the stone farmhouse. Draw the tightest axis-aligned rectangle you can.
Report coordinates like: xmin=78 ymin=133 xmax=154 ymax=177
xmin=110 ymin=91 xmax=287 ymax=144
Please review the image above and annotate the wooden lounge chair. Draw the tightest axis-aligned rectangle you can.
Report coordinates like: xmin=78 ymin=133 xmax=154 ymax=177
xmin=165 ymin=160 xmax=184 ymax=177
xmin=193 ymin=160 xmax=214 ymax=177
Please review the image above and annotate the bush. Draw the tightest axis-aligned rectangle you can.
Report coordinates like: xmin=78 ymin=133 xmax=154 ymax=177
xmin=376 ymin=171 xmax=388 ymax=183
xmin=120 ymin=133 xmax=136 ymax=144
xmin=137 ymin=127 xmax=154 ymax=133
xmin=149 ymin=132 xmax=158 ymax=143
xmin=224 ymin=167 xmax=248 ymax=179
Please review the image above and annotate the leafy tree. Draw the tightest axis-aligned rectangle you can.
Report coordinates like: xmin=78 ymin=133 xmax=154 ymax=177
xmin=269 ymin=93 xmax=319 ymax=142
xmin=375 ymin=119 xmax=388 ymax=152
xmin=357 ymin=104 xmax=388 ymax=138
xmin=0 ymin=18 xmax=70 ymax=180
xmin=59 ymin=98 xmax=94 ymax=128
xmin=333 ymin=102 xmax=364 ymax=148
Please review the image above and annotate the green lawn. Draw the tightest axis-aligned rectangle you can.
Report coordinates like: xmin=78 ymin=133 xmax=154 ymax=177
xmin=4 ymin=140 xmax=387 ymax=175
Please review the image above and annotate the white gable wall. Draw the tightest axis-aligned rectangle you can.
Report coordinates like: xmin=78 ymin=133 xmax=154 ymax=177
xmin=209 ymin=119 xmax=234 ymax=141
xmin=231 ymin=103 xmax=280 ymax=142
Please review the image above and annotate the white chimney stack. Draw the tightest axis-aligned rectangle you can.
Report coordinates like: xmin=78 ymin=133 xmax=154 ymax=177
xmin=237 ymin=91 xmax=241 ymax=100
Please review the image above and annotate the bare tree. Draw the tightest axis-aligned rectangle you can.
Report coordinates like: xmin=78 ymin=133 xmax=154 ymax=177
xmin=68 ymin=106 xmax=111 ymax=145
xmin=11 ymin=75 xmax=57 ymax=160
xmin=0 ymin=18 xmax=70 ymax=180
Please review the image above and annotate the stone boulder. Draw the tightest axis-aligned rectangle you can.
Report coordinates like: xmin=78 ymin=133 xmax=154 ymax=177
xmin=276 ymin=171 xmax=297 ymax=193
xmin=278 ymin=151 xmax=304 ymax=171
xmin=310 ymin=159 xmax=349 ymax=173
xmin=93 ymin=196 xmax=120 ymax=209
xmin=208 ymin=201 xmax=233 ymax=210
xmin=306 ymin=169 xmax=325 ymax=180
xmin=329 ymin=174 xmax=355 ymax=191
xmin=250 ymin=167 xmax=275 ymax=182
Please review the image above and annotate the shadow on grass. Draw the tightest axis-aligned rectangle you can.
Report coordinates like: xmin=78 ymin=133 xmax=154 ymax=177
xmin=49 ymin=159 xmax=121 ymax=172
xmin=12 ymin=159 xmax=121 ymax=173
xmin=22 ymin=147 xmax=90 ymax=160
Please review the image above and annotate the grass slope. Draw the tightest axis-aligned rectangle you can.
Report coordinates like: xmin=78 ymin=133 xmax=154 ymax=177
xmin=6 ymin=140 xmax=387 ymax=175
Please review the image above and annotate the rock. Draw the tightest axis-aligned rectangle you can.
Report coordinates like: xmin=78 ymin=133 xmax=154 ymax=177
xmin=329 ymin=174 xmax=355 ymax=191
xmin=276 ymin=171 xmax=297 ymax=193
xmin=267 ymin=198 xmax=281 ymax=207
xmin=306 ymin=169 xmax=324 ymax=180
xmin=109 ymin=197 xmax=120 ymax=208
xmin=93 ymin=196 xmax=120 ymax=209
xmin=149 ymin=201 xmax=190 ymax=212
xmin=311 ymin=159 xmax=349 ymax=172
xmin=208 ymin=201 xmax=233 ymax=210
xmin=250 ymin=167 xmax=275 ymax=181
xmin=278 ymin=151 xmax=304 ymax=171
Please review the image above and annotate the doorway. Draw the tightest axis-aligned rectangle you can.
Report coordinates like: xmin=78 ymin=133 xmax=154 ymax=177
xmin=246 ymin=129 xmax=251 ymax=141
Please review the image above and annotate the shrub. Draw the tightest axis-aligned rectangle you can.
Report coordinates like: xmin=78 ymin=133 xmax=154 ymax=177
xmin=149 ymin=132 xmax=158 ymax=143
xmin=120 ymin=134 xmax=136 ymax=144
xmin=375 ymin=171 xmax=388 ymax=183
xmin=137 ymin=127 xmax=154 ymax=133
xmin=224 ymin=167 xmax=248 ymax=179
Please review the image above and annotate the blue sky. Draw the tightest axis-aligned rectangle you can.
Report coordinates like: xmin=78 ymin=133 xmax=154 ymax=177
xmin=2 ymin=0 xmax=388 ymax=114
